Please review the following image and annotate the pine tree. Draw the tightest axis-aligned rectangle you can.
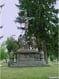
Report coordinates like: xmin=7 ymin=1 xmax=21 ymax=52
xmin=16 ymin=0 xmax=58 ymax=61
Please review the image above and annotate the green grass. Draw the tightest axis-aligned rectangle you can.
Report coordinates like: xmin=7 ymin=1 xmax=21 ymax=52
xmin=0 ymin=64 xmax=58 ymax=79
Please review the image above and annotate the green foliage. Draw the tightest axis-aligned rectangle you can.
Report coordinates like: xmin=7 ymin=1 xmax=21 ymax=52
xmin=0 ymin=48 xmax=8 ymax=60
xmin=50 ymin=55 xmax=56 ymax=61
xmin=16 ymin=0 xmax=58 ymax=57
xmin=0 ymin=48 xmax=4 ymax=60
xmin=6 ymin=37 xmax=18 ymax=53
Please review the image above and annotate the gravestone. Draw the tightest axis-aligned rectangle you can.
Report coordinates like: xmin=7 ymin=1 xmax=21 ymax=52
xmin=15 ymin=49 xmax=41 ymax=66
xmin=9 ymin=48 xmax=49 ymax=67
xmin=49 ymin=76 xmax=59 ymax=79
xmin=9 ymin=50 xmax=14 ymax=66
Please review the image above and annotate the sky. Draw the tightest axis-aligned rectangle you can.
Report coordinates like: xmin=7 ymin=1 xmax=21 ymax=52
xmin=0 ymin=0 xmax=59 ymax=44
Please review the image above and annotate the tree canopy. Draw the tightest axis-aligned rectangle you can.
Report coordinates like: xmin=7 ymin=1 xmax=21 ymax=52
xmin=16 ymin=0 xmax=58 ymax=57
xmin=6 ymin=37 xmax=18 ymax=53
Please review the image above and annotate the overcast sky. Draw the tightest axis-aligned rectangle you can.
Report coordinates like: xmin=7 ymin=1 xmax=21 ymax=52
xmin=0 ymin=0 xmax=59 ymax=44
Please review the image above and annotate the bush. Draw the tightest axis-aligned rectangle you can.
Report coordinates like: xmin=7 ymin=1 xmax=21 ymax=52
xmin=6 ymin=37 xmax=18 ymax=53
xmin=0 ymin=48 xmax=8 ymax=60
xmin=50 ymin=55 xmax=56 ymax=61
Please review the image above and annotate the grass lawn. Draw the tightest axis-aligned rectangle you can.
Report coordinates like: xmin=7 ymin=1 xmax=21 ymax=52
xmin=0 ymin=64 xmax=58 ymax=79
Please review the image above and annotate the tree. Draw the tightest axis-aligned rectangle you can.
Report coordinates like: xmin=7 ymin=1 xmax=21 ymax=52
xmin=0 ymin=47 xmax=8 ymax=62
xmin=0 ymin=41 xmax=9 ymax=62
xmin=0 ymin=47 xmax=5 ymax=60
xmin=6 ymin=37 xmax=18 ymax=53
xmin=16 ymin=0 xmax=58 ymax=61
